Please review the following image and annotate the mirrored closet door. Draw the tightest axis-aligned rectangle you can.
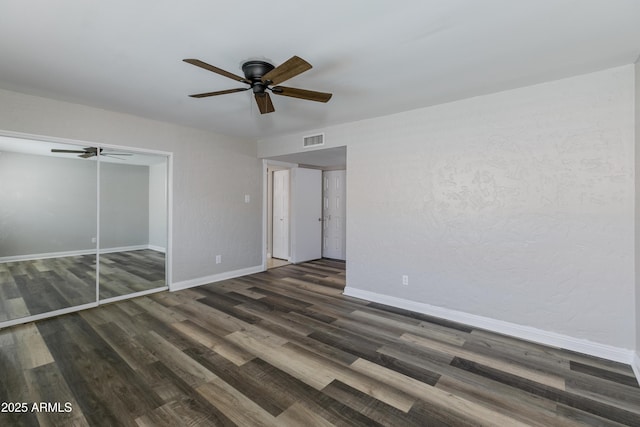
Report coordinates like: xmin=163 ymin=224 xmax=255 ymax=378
xmin=99 ymin=150 xmax=167 ymax=301
xmin=0 ymin=135 xmax=169 ymax=326
xmin=0 ymin=137 xmax=98 ymax=322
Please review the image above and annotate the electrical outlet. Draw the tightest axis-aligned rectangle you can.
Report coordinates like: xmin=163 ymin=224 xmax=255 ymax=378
xmin=244 ymin=194 xmax=250 ymax=203
xmin=91 ymin=237 xmax=97 ymax=243
xmin=216 ymin=255 xmax=222 ymax=264
xmin=402 ymin=275 xmax=409 ymax=286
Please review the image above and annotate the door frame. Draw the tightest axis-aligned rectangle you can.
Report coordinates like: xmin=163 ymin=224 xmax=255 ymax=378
xmin=262 ymin=159 xmax=297 ymax=270
xmin=271 ymin=168 xmax=290 ymax=261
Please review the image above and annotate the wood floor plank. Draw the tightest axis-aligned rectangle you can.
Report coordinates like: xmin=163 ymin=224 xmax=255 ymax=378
xmin=136 ymin=360 xmax=237 ymax=427
xmin=3 ymin=297 xmax=30 ymax=320
xmin=352 ymin=309 xmax=470 ymax=345
xmin=24 ymin=362 xmax=90 ymax=427
xmin=565 ymin=374 xmax=640 ymax=414
xmin=136 ymin=330 xmax=217 ymax=388
xmin=165 ymin=299 xmax=240 ymax=338
xmin=279 ymin=342 xmax=417 ymax=413
xmin=0 ymin=340 xmax=40 ymax=427
xmin=225 ymin=329 xmax=336 ymax=389
xmin=276 ymin=401 xmax=335 ymax=427
xmin=294 ymin=388 xmax=388 ymax=427
xmin=322 ymin=380 xmax=423 ymax=427
xmin=130 ymin=296 xmax=187 ymax=324
xmin=402 ymin=332 xmax=566 ymax=390
xmin=435 ymin=375 xmax=583 ymax=427
xmin=12 ymin=322 xmax=54 ymax=369
xmin=464 ymin=328 xmax=571 ymax=375
xmin=281 ymin=277 xmax=344 ymax=297
xmin=185 ymin=348 xmax=309 ymax=417
xmin=196 ymin=378 xmax=279 ymax=427
xmin=253 ymin=311 xmax=361 ymax=366
xmin=570 ymin=360 xmax=640 ymax=388
xmin=90 ymin=321 xmax=160 ymax=372
xmin=171 ymin=319 xmax=256 ymax=366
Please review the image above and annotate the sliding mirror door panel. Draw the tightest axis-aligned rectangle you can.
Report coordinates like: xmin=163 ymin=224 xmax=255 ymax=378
xmin=98 ymin=152 xmax=167 ymax=300
xmin=0 ymin=137 xmax=98 ymax=322
xmin=0 ymin=135 xmax=168 ymax=325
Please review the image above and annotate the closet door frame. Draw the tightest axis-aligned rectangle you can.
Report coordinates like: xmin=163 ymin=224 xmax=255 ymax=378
xmin=0 ymin=130 xmax=173 ymax=329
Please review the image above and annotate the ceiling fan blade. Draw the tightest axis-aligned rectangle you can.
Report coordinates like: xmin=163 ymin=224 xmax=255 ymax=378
xmin=183 ymin=59 xmax=251 ymax=85
xmin=189 ymin=87 xmax=250 ymax=98
xmin=271 ymin=86 xmax=332 ymax=103
xmin=79 ymin=152 xmax=95 ymax=158
xmin=254 ymin=93 xmax=275 ymax=114
xmin=51 ymin=149 xmax=87 ymax=154
xmin=261 ymin=56 xmax=311 ymax=86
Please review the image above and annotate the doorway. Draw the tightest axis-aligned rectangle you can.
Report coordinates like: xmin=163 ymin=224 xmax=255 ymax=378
xmin=262 ymin=146 xmax=347 ymax=270
xmin=266 ymin=164 xmax=293 ymax=269
xmin=272 ymin=169 xmax=290 ymax=261
xmin=322 ymin=170 xmax=346 ymax=260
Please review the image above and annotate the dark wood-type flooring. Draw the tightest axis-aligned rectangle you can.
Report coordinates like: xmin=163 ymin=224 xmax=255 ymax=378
xmin=0 ymin=249 xmax=165 ymax=322
xmin=0 ymin=259 xmax=639 ymax=426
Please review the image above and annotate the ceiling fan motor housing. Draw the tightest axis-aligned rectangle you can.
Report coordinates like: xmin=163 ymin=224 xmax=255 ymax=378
xmin=242 ymin=60 xmax=274 ymax=93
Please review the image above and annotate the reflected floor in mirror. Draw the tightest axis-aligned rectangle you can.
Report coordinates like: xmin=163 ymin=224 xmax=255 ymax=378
xmin=99 ymin=249 xmax=166 ymax=299
xmin=0 ymin=249 xmax=165 ymax=321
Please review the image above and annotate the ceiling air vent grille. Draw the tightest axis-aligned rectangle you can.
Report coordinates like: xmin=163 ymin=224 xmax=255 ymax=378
xmin=303 ymin=133 xmax=324 ymax=148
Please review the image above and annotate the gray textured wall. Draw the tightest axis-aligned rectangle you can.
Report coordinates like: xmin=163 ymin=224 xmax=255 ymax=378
xmin=258 ymin=66 xmax=636 ymax=350
xmin=100 ymin=161 xmax=150 ymax=250
xmin=0 ymin=151 xmax=97 ymax=256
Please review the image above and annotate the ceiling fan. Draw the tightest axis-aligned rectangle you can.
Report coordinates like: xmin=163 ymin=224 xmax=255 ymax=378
xmin=51 ymin=147 xmax=133 ymax=159
xmin=183 ymin=55 xmax=332 ymax=114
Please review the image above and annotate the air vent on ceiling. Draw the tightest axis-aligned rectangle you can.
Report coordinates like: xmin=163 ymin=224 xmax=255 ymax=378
xmin=303 ymin=133 xmax=324 ymax=148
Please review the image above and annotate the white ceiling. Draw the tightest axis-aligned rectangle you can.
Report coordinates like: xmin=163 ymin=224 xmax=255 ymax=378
xmin=0 ymin=1 xmax=639 ymax=141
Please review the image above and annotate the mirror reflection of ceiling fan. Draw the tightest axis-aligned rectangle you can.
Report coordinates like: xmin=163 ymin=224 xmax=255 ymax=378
xmin=51 ymin=147 xmax=133 ymax=160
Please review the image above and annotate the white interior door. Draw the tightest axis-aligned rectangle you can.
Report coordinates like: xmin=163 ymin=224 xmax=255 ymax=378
xmin=322 ymin=170 xmax=346 ymax=260
xmin=272 ymin=169 xmax=289 ymax=260
xmin=291 ymin=167 xmax=322 ymax=263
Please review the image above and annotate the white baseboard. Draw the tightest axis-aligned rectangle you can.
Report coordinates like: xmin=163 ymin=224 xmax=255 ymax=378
xmin=0 ymin=248 xmax=96 ymax=263
xmin=171 ymin=265 xmax=264 ymax=292
xmin=632 ymin=352 xmax=640 ymax=384
xmin=147 ymin=245 xmax=166 ymax=253
xmin=99 ymin=245 xmax=149 ymax=255
xmin=343 ymin=286 xmax=636 ymax=367
xmin=0 ymin=244 xmax=162 ymax=263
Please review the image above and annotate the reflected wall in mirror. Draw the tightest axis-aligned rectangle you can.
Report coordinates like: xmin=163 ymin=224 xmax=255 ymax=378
xmin=99 ymin=151 xmax=168 ymax=300
xmin=0 ymin=136 xmax=98 ymax=322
